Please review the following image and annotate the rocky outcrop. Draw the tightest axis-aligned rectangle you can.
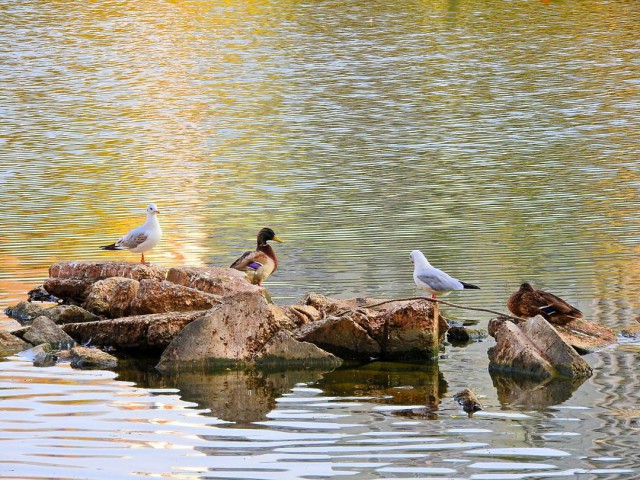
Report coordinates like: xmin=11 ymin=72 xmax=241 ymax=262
xmin=63 ymin=311 xmax=207 ymax=352
xmin=82 ymin=278 xmax=221 ymax=318
xmin=19 ymin=343 xmax=57 ymax=367
xmin=156 ymin=292 xmax=288 ymax=371
xmin=43 ymin=261 xmax=168 ymax=303
xmin=70 ymin=346 xmax=118 ymax=369
xmin=0 ymin=330 xmax=30 ymax=356
xmin=166 ymin=266 xmax=264 ymax=296
xmin=300 ymin=294 xmax=446 ymax=361
xmin=4 ymin=301 xmax=46 ymax=324
xmin=488 ymin=316 xmax=592 ymax=379
xmin=21 ymin=316 xmax=76 ymax=350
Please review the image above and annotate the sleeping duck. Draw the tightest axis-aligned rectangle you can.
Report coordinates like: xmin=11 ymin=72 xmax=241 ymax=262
xmin=230 ymin=228 xmax=283 ymax=286
xmin=507 ymin=282 xmax=583 ymax=325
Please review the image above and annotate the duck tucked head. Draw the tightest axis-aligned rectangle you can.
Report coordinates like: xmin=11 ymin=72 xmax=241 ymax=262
xmin=520 ymin=282 xmax=534 ymax=292
xmin=257 ymin=227 xmax=283 ymax=246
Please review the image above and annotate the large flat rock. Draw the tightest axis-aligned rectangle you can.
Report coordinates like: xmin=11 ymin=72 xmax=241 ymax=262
xmin=63 ymin=311 xmax=207 ymax=351
xmin=166 ymin=266 xmax=263 ymax=296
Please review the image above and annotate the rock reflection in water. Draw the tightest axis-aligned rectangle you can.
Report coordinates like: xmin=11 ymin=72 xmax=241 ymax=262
xmin=316 ymin=362 xmax=447 ymax=419
xmin=116 ymin=359 xmax=331 ymax=424
xmin=490 ymin=371 xmax=588 ymax=409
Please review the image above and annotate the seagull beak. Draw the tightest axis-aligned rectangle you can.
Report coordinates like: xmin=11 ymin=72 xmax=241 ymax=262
xmin=273 ymin=236 xmax=283 ymax=243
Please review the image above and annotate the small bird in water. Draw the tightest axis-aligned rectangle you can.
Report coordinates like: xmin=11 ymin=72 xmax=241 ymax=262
xmin=100 ymin=203 xmax=162 ymax=264
xmin=230 ymin=227 xmax=283 ymax=286
xmin=507 ymin=282 xmax=582 ymax=325
xmin=453 ymin=388 xmax=483 ymax=417
xmin=409 ymin=250 xmax=480 ymax=299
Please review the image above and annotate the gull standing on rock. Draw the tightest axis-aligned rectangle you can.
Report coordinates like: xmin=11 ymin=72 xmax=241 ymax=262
xmin=410 ymin=250 xmax=480 ymax=299
xmin=100 ymin=203 xmax=162 ymax=264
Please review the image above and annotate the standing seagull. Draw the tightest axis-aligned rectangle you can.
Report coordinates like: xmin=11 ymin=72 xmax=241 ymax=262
xmin=100 ymin=203 xmax=162 ymax=264
xmin=410 ymin=250 xmax=480 ymax=298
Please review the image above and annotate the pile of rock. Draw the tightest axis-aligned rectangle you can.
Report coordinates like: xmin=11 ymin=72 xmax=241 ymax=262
xmin=2 ymin=261 xmax=446 ymax=370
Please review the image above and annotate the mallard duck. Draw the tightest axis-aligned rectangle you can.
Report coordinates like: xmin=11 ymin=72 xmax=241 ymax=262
xmin=230 ymin=227 xmax=283 ymax=286
xmin=410 ymin=250 xmax=480 ymax=298
xmin=507 ymin=282 xmax=583 ymax=325
xmin=100 ymin=203 xmax=162 ymax=264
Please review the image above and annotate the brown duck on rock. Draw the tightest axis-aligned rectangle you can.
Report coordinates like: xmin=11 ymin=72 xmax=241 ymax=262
xmin=507 ymin=282 xmax=583 ymax=325
xmin=230 ymin=228 xmax=283 ymax=286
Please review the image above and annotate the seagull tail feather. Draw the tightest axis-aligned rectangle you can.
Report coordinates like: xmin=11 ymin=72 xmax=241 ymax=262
xmin=100 ymin=243 xmax=123 ymax=251
xmin=460 ymin=282 xmax=480 ymax=290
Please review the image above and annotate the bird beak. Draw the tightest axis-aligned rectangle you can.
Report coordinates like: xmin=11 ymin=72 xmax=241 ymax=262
xmin=273 ymin=236 xmax=283 ymax=243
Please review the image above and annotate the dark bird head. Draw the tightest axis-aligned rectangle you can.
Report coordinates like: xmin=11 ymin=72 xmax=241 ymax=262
xmin=520 ymin=282 xmax=534 ymax=292
xmin=257 ymin=228 xmax=283 ymax=246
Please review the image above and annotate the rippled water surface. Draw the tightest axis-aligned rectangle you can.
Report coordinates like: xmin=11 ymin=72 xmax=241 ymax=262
xmin=1 ymin=0 xmax=639 ymax=478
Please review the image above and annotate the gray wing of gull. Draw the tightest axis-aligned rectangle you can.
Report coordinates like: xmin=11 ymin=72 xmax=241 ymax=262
xmin=417 ymin=268 xmax=463 ymax=292
xmin=115 ymin=226 xmax=148 ymax=249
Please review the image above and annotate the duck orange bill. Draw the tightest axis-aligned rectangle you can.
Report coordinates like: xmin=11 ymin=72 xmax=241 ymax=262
xmin=273 ymin=236 xmax=284 ymax=243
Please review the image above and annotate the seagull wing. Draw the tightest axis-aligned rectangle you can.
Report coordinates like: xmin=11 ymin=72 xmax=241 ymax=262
xmin=115 ymin=226 xmax=148 ymax=250
xmin=416 ymin=267 xmax=463 ymax=292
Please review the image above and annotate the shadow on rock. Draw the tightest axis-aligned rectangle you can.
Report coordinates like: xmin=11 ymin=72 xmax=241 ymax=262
xmin=115 ymin=359 xmax=331 ymax=425
xmin=316 ymin=361 xmax=448 ymax=419
xmin=490 ymin=370 xmax=589 ymax=409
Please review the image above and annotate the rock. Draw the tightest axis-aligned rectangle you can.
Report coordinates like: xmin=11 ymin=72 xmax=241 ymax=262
xmin=0 ymin=330 xmax=30 ymax=356
xmin=279 ymin=305 xmax=323 ymax=327
xmin=49 ymin=260 xmax=167 ymax=282
xmin=82 ymin=277 xmax=140 ymax=317
xmin=300 ymin=293 xmax=445 ymax=361
xmin=166 ymin=266 xmax=264 ymax=296
xmin=129 ymin=280 xmax=221 ymax=315
xmin=520 ymin=316 xmax=592 ymax=378
xmin=447 ymin=326 xmax=488 ymax=346
xmin=294 ymin=316 xmax=380 ymax=361
xmin=488 ymin=320 xmax=556 ymax=378
xmin=19 ymin=343 xmax=57 ymax=367
xmin=256 ymin=330 xmax=342 ymax=368
xmin=43 ymin=305 xmax=101 ymax=324
xmin=70 ymin=346 xmax=118 ymax=369
xmin=4 ymin=301 xmax=45 ymax=324
xmin=554 ymin=319 xmax=617 ymax=353
xmin=43 ymin=277 xmax=93 ymax=304
xmin=22 ymin=316 xmax=76 ymax=350
xmin=44 ymin=261 xmax=168 ymax=303
xmin=156 ymin=292 xmax=283 ymax=371
xmin=63 ymin=311 xmax=207 ymax=352
xmin=82 ymin=278 xmax=221 ymax=318
xmin=27 ymin=285 xmax=60 ymax=303
xmin=453 ymin=388 xmax=483 ymax=416
xmin=488 ymin=316 xmax=592 ymax=379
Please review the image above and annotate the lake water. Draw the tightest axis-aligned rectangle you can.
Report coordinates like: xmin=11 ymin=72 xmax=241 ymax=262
xmin=1 ymin=0 xmax=639 ymax=478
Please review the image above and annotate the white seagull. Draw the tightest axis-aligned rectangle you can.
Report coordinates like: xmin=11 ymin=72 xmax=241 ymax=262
xmin=410 ymin=250 xmax=480 ymax=299
xmin=100 ymin=204 xmax=162 ymax=264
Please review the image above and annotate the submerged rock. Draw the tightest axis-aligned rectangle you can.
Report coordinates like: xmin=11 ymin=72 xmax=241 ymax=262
xmin=0 ymin=330 xmax=30 ymax=356
xmin=63 ymin=311 xmax=207 ymax=352
xmin=70 ymin=346 xmax=118 ymax=369
xmin=488 ymin=316 xmax=592 ymax=379
xmin=21 ymin=316 xmax=76 ymax=350
xmin=19 ymin=343 xmax=57 ymax=367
